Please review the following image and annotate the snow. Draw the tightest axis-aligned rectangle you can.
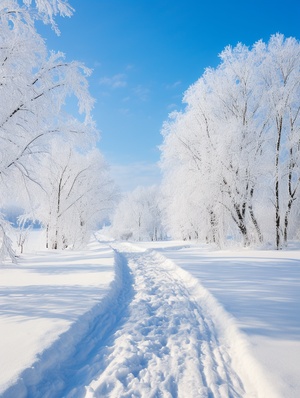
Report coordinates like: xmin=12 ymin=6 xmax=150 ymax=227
xmin=140 ymin=241 xmax=300 ymax=398
xmin=0 ymin=234 xmax=299 ymax=397
xmin=84 ymin=243 xmax=278 ymax=398
xmin=0 ymin=234 xmax=115 ymax=396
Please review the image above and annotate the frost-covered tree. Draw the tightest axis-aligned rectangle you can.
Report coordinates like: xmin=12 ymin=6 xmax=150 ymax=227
xmin=260 ymin=35 xmax=300 ymax=248
xmin=0 ymin=0 xmax=98 ymax=261
xmin=161 ymin=109 xmax=220 ymax=243
xmin=0 ymin=215 xmax=16 ymax=263
xmin=161 ymin=46 xmax=267 ymax=246
xmin=21 ymin=0 xmax=73 ymax=33
xmin=196 ymin=43 xmax=267 ymax=245
xmin=161 ymin=34 xmax=300 ymax=249
xmin=111 ymin=186 xmax=165 ymax=241
xmin=0 ymin=3 xmax=94 ymax=178
xmin=26 ymin=139 xmax=117 ymax=250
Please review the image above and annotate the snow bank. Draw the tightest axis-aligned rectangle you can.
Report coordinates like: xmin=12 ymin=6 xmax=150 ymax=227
xmin=152 ymin=250 xmax=280 ymax=398
xmin=0 ymin=236 xmax=115 ymax=397
xmin=147 ymin=242 xmax=300 ymax=398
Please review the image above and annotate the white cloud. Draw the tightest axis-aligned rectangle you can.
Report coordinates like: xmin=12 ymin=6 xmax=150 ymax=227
xmin=110 ymin=161 xmax=161 ymax=192
xmin=93 ymin=61 xmax=102 ymax=68
xmin=99 ymin=73 xmax=127 ymax=89
xmin=119 ymin=108 xmax=130 ymax=116
xmin=125 ymin=64 xmax=134 ymax=71
xmin=165 ymin=81 xmax=181 ymax=89
xmin=133 ymin=85 xmax=150 ymax=101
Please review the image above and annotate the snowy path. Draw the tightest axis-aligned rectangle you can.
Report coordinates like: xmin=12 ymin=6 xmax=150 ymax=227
xmin=84 ymin=243 xmax=247 ymax=398
xmin=2 ymin=242 xmax=279 ymax=397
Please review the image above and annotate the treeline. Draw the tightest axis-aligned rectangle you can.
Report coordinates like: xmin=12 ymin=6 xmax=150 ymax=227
xmin=111 ymin=34 xmax=300 ymax=249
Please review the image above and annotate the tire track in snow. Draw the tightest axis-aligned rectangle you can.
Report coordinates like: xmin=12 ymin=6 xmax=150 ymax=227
xmin=83 ymin=243 xmax=249 ymax=398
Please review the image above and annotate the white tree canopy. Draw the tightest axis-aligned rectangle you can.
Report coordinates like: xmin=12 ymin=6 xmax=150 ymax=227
xmin=111 ymin=186 xmax=165 ymax=242
xmin=22 ymin=0 xmax=73 ymax=33
xmin=0 ymin=0 xmax=116 ymax=261
xmin=160 ymin=34 xmax=300 ymax=249
xmin=0 ymin=1 xmax=95 ymax=186
xmin=25 ymin=139 xmax=117 ymax=250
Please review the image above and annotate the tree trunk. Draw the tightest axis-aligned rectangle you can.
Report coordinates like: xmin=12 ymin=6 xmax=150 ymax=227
xmin=275 ymin=115 xmax=283 ymax=249
xmin=53 ymin=174 xmax=63 ymax=250
xmin=283 ymin=150 xmax=297 ymax=246
xmin=208 ymin=209 xmax=218 ymax=244
xmin=234 ymin=203 xmax=250 ymax=246
xmin=284 ymin=198 xmax=295 ymax=244
xmin=46 ymin=223 xmax=49 ymax=249
xmin=275 ymin=178 xmax=281 ymax=249
xmin=249 ymin=188 xmax=263 ymax=243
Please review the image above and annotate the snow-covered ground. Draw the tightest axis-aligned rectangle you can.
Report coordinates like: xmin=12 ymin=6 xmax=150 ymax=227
xmin=0 ymin=234 xmax=115 ymax=397
xmin=0 ymin=233 xmax=299 ymax=397
xmin=138 ymin=241 xmax=300 ymax=398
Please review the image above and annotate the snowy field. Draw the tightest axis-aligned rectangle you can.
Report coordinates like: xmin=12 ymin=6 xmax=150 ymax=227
xmin=139 ymin=241 xmax=300 ymax=398
xmin=0 ymin=234 xmax=115 ymax=397
xmin=0 ymin=233 xmax=299 ymax=397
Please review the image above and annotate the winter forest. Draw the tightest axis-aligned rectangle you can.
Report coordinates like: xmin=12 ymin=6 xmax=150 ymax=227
xmin=1 ymin=0 xmax=300 ymax=262
xmin=112 ymin=35 xmax=300 ymax=250
xmin=1 ymin=1 xmax=300 ymax=397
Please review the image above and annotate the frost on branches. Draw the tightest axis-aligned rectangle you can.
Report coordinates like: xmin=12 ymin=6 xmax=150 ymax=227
xmin=0 ymin=1 xmax=116 ymax=262
xmin=110 ymin=186 xmax=166 ymax=242
xmin=28 ymin=139 xmax=117 ymax=250
xmin=0 ymin=217 xmax=16 ymax=264
xmin=22 ymin=0 xmax=74 ymax=34
xmin=161 ymin=34 xmax=300 ymax=249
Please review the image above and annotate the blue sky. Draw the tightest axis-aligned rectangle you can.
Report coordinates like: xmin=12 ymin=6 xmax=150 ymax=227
xmin=39 ymin=0 xmax=300 ymax=191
